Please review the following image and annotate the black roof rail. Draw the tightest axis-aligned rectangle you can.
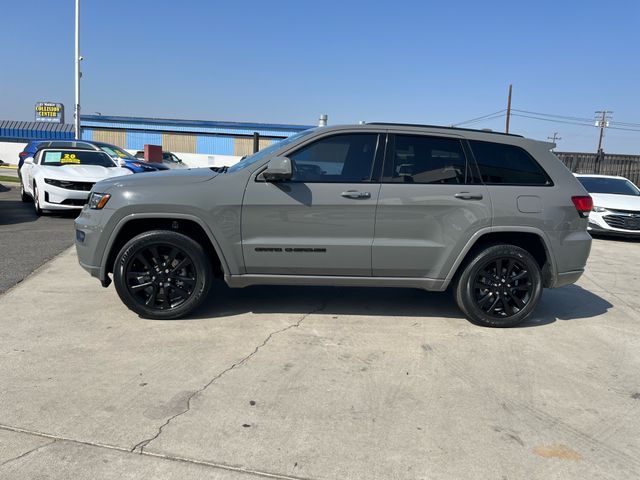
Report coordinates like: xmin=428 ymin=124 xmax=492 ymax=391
xmin=366 ymin=122 xmax=523 ymax=138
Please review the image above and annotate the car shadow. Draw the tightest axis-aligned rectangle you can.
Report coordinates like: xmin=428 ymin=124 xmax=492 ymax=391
xmin=178 ymin=282 xmax=612 ymax=327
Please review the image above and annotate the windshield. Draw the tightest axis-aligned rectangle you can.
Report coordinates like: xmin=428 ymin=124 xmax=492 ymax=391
xmin=226 ymin=129 xmax=317 ymax=173
xmin=577 ymin=176 xmax=640 ymax=196
xmin=99 ymin=144 xmax=137 ymax=161
xmin=41 ymin=150 xmax=116 ymax=168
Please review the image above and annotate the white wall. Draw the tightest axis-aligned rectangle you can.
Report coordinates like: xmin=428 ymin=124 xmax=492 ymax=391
xmin=124 ymin=150 xmax=241 ymax=168
xmin=0 ymin=141 xmax=27 ymax=165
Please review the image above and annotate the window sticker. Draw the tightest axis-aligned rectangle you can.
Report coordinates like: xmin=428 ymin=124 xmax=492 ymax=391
xmin=61 ymin=153 xmax=80 ymax=164
xmin=44 ymin=152 xmax=62 ymax=164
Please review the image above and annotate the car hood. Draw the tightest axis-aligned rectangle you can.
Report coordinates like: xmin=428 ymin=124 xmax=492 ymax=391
xmin=591 ymin=193 xmax=640 ymax=211
xmin=93 ymin=167 xmax=219 ymax=192
xmin=37 ymin=165 xmax=132 ymax=182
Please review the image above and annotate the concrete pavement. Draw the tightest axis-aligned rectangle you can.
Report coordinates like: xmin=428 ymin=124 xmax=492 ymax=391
xmin=0 ymin=238 xmax=639 ymax=479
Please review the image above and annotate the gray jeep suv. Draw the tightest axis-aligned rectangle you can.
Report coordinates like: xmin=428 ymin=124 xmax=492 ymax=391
xmin=75 ymin=123 xmax=593 ymax=327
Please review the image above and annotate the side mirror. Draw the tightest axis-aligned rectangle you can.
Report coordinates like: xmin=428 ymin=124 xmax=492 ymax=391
xmin=117 ymin=158 xmax=127 ymax=167
xmin=262 ymin=156 xmax=293 ymax=182
xmin=24 ymin=157 xmax=34 ymax=165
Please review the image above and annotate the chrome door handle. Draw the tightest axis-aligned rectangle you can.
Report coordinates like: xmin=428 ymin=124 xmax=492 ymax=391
xmin=454 ymin=192 xmax=483 ymax=200
xmin=341 ymin=191 xmax=371 ymax=199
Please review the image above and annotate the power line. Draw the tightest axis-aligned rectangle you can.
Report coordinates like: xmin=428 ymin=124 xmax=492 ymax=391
xmin=512 ymin=109 xmax=593 ymax=123
xmin=452 ymin=110 xmax=506 ymax=127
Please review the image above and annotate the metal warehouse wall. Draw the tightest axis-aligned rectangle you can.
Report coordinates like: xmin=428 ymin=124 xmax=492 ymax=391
xmin=92 ymin=128 xmax=126 ymax=147
xmin=162 ymin=133 xmax=197 ymax=153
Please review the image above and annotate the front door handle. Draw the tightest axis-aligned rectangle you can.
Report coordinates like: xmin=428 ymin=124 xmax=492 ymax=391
xmin=454 ymin=192 xmax=483 ymax=200
xmin=341 ymin=190 xmax=371 ymax=199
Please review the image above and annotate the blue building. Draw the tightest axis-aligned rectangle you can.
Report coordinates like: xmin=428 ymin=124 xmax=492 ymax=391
xmin=0 ymin=115 xmax=313 ymax=156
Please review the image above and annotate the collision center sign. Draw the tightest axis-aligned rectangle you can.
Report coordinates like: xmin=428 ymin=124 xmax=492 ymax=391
xmin=35 ymin=102 xmax=64 ymax=123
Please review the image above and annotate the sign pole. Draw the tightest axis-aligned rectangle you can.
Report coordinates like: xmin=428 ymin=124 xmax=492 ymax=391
xmin=74 ymin=0 xmax=81 ymax=139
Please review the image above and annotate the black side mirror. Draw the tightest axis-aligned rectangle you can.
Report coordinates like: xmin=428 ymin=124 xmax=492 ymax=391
xmin=262 ymin=156 xmax=293 ymax=182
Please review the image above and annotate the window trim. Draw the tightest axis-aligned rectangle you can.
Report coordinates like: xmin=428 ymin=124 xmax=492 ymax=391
xmin=466 ymin=139 xmax=554 ymax=187
xmin=381 ymin=133 xmax=470 ymax=185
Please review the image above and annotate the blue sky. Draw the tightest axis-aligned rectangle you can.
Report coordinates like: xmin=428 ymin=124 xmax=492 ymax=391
xmin=2 ymin=0 xmax=639 ymax=153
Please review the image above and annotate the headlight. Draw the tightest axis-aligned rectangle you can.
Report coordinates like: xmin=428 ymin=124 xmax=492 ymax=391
xmin=592 ymin=206 xmax=607 ymax=212
xmin=87 ymin=192 xmax=111 ymax=210
xmin=44 ymin=178 xmax=73 ymax=188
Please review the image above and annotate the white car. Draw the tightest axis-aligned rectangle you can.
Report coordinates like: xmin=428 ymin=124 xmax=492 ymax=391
xmin=20 ymin=148 xmax=132 ymax=215
xmin=574 ymin=174 xmax=640 ymax=236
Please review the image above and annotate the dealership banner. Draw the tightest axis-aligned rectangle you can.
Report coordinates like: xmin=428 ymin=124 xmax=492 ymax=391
xmin=35 ymin=102 xmax=65 ymax=123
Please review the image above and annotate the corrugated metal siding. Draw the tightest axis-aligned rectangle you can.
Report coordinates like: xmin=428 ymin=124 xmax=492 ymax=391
xmin=81 ymin=128 xmax=94 ymax=141
xmin=233 ymin=137 xmax=255 ymax=156
xmin=92 ymin=128 xmax=126 ymax=147
xmin=259 ymin=138 xmax=273 ymax=150
xmin=162 ymin=133 xmax=196 ymax=153
xmin=81 ymin=120 xmax=302 ymax=138
xmin=126 ymin=131 xmax=162 ymax=151
xmin=0 ymin=120 xmax=74 ymax=140
xmin=196 ymin=135 xmax=234 ymax=155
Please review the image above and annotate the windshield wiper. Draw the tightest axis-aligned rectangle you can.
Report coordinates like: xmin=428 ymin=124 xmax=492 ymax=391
xmin=209 ymin=166 xmax=228 ymax=173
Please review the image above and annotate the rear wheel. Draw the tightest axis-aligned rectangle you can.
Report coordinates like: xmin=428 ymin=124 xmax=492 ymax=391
xmin=20 ymin=182 xmax=30 ymax=202
xmin=113 ymin=230 xmax=212 ymax=319
xmin=454 ymin=244 xmax=542 ymax=327
xmin=33 ymin=183 xmax=42 ymax=215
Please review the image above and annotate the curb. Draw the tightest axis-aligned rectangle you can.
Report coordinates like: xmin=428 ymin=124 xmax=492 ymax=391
xmin=0 ymin=165 xmax=18 ymax=170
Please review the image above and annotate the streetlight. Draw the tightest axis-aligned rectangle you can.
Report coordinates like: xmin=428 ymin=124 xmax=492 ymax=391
xmin=74 ymin=0 xmax=82 ymax=139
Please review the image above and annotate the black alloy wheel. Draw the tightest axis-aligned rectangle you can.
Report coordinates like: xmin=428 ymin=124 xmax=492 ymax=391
xmin=454 ymin=244 xmax=543 ymax=327
xmin=113 ymin=230 xmax=212 ymax=319
xmin=473 ymin=257 xmax=532 ymax=318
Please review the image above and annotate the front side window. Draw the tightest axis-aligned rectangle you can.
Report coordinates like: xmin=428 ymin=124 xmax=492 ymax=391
xmin=469 ymin=140 xmax=551 ymax=185
xmin=386 ymin=135 xmax=467 ymax=184
xmin=288 ymin=133 xmax=378 ymax=183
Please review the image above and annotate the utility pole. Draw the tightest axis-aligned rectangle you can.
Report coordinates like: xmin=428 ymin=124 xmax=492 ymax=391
xmin=595 ymin=110 xmax=612 ymax=153
xmin=547 ymin=132 xmax=561 ymax=150
xmin=74 ymin=0 xmax=81 ymax=139
xmin=505 ymin=84 xmax=512 ymax=133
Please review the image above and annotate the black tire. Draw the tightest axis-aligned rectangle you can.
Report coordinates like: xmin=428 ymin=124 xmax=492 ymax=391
xmin=20 ymin=182 xmax=30 ymax=202
xmin=113 ymin=230 xmax=212 ymax=319
xmin=454 ymin=244 xmax=543 ymax=328
xmin=33 ymin=183 xmax=43 ymax=215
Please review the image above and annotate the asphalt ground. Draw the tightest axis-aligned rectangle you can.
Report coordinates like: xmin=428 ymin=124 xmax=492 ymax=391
xmin=0 ymin=183 xmax=76 ymax=293
xmin=0 ymin=201 xmax=639 ymax=479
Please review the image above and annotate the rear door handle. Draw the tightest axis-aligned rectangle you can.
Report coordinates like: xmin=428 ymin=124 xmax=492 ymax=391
xmin=341 ymin=190 xmax=371 ymax=199
xmin=454 ymin=192 xmax=483 ymax=200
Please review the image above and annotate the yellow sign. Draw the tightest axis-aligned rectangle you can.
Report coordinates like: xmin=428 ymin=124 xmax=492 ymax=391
xmin=35 ymin=102 xmax=64 ymax=123
xmin=61 ymin=153 xmax=80 ymax=164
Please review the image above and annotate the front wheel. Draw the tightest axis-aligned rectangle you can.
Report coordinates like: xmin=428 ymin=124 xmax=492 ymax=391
xmin=454 ymin=244 xmax=543 ymax=327
xmin=33 ymin=183 xmax=43 ymax=215
xmin=113 ymin=230 xmax=212 ymax=319
xmin=20 ymin=182 xmax=30 ymax=202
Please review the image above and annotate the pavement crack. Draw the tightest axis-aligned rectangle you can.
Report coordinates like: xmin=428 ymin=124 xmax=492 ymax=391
xmin=131 ymin=300 xmax=326 ymax=453
xmin=0 ymin=439 xmax=56 ymax=467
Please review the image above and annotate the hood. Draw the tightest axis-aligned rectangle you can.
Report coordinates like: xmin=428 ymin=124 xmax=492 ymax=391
xmin=38 ymin=165 xmax=132 ymax=182
xmin=93 ymin=166 xmax=219 ymax=192
xmin=591 ymin=193 xmax=640 ymax=211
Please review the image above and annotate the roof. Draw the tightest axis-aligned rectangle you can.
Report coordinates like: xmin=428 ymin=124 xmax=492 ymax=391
xmin=80 ymin=115 xmax=314 ymax=137
xmin=0 ymin=120 xmax=75 ymax=140
xmin=367 ymin=122 xmax=523 ymax=137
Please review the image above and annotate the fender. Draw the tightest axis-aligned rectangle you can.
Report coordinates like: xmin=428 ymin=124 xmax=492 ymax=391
xmin=99 ymin=212 xmax=233 ymax=282
xmin=441 ymin=226 xmax=558 ymax=289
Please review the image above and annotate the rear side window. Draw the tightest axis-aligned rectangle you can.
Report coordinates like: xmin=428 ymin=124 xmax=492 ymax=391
xmin=469 ymin=140 xmax=551 ymax=185
xmin=385 ymin=135 xmax=467 ymax=184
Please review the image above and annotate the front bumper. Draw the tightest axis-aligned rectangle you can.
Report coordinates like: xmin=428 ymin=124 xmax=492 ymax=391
xmin=587 ymin=211 xmax=640 ymax=237
xmin=41 ymin=184 xmax=91 ymax=210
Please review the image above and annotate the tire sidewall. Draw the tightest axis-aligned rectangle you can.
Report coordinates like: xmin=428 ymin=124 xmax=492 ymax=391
xmin=458 ymin=245 xmax=542 ymax=327
xmin=113 ymin=230 xmax=212 ymax=319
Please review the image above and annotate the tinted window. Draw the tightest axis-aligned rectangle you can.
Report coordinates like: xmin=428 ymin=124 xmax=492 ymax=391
xmin=40 ymin=150 xmax=115 ymax=167
xmin=387 ymin=135 xmax=467 ymax=184
xmin=288 ymin=134 xmax=378 ymax=183
xmin=469 ymin=140 xmax=550 ymax=185
xmin=577 ymin=176 xmax=640 ymax=196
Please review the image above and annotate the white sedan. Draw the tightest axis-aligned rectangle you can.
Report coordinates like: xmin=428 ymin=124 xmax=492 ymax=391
xmin=20 ymin=148 xmax=132 ymax=215
xmin=574 ymin=174 xmax=640 ymax=236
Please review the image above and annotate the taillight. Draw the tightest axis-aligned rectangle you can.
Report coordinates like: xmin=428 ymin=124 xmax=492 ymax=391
xmin=571 ymin=195 xmax=593 ymax=218
xmin=19 ymin=152 xmax=28 ymax=158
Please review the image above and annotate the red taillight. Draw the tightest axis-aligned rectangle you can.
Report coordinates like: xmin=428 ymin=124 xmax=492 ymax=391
xmin=19 ymin=152 xmax=28 ymax=158
xmin=572 ymin=195 xmax=593 ymax=218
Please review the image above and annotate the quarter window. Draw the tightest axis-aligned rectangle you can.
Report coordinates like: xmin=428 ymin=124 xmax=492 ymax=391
xmin=288 ymin=134 xmax=378 ymax=183
xmin=469 ymin=140 xmax=551 ymax=185
xmin=386 ymin=135 xmax=467 ymax=184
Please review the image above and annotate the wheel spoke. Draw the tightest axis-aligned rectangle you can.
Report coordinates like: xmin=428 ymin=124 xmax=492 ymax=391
xmin=507 ymin=290 xmax=526 ymax=309
xmin=134 ymin=253 xmax=152 ymax=272
xmin=131 ymin=281 xmax=153 ymax=291
xmin=511 ymin=270 xmax=528 ymax=282
xmin=145 ymin=286 xmax=158 ymax=306
xmin=170 ymin=257 xmax=189 ymax=273
xmin=149 ymin=246 xmax=162 ymax=266
xmin=477 ymin=293 xmax=492 ymax=308
xmin=495 ymin=259 xmax=503 ymax=277
xmin=487 ymin=297 xmax=500 ymax=314
xmin=502 ymin=297 xmax=514 ymax=316
xmin=505 ymin=259 xmax=516 ymax=278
